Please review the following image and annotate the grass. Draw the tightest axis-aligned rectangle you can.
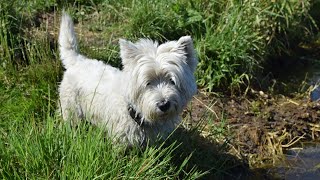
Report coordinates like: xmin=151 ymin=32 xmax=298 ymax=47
xmin=0 ymin=0 xmax=319 ymax=179
xmin=0 ymin=117 xmax=202 ymax=179
xmin=0 ymin=63 xmax=206 ymax=179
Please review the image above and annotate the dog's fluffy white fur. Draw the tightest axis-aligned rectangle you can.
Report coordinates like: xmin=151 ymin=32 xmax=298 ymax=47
xmin=58 ymin=12 xmax=198 ymax=146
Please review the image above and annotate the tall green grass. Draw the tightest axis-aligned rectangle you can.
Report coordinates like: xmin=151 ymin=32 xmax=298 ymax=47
xmin=0 ymin=116 xmax=202 ymax=179
xmin=62 ymin=0 xmax=317 ymax=92
xmin=1 ymin=0 xmax=317 ymax=91
xmin=0 ymin=0 xmax=318 ymax=178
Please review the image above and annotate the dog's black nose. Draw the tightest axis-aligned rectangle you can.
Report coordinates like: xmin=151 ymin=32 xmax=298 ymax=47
xmin=158 ymin=100 xmax=170 ymax=112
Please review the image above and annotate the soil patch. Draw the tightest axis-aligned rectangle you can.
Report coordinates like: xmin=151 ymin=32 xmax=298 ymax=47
xmin=184 ymin=89 xmax=320 ymax=167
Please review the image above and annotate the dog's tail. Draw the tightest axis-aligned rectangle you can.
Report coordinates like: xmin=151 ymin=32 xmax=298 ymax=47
xmin=58 ymin=12 xmax=79 ymax=69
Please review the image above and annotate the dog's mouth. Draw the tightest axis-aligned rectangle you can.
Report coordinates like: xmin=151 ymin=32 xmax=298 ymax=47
xmin=128 ymin=101 xmax=179 ymax=126
xmin=154 ymin=103 xmax=178 ymax=119
xmin=155 ymin=112 xmax=169 ymax=119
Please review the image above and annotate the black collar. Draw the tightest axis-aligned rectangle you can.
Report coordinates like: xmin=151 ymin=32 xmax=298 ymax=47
xmin=128 ymin=104 xmax=145 ymax=126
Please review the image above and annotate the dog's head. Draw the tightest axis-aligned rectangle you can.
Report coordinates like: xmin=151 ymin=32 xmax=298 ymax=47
xmin=120 ymin=36 xmax=198 ymax=123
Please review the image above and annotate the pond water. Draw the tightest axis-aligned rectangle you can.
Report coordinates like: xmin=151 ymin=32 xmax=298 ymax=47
xmin=269 ymin=143 xmax=320 ymax=179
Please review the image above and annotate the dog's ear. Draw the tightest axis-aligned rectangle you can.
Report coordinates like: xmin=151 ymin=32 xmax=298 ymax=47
xmin=119 ymin=39 xmax=139 ymax=66
xmin=175 ymin=36 xmax=198 ymax=72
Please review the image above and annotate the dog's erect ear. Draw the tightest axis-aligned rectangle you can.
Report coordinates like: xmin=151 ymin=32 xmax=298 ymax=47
xmin=175 ymin=36 xmax=198 ymax=72
xmin=119 ymin=39 xmax=140 ymax=67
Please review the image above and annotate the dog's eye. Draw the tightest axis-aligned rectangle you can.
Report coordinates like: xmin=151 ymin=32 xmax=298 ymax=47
xmin=146 ymin=82 xmax=151 ymax=86
xmin=169 ymin=78 xmax=175 ymax=85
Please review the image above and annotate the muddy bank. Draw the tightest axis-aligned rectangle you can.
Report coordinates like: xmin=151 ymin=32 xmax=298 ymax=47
xmin=184 ymin=89 xmax=320 ymax=168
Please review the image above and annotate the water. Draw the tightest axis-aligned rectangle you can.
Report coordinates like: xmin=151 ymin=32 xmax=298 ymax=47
xmin=270 ymin=143 xmax=320 ymax=179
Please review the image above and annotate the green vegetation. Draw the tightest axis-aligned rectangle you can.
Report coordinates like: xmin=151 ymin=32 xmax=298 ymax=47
xmin=1 ymin=0 xmax=319 ymax=179
xmin=0 ymin=117 xmax=202 ymax=179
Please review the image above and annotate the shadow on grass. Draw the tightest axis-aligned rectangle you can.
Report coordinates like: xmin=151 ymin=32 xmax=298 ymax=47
xmin=168 ymin=128 xmax=273 ymax=180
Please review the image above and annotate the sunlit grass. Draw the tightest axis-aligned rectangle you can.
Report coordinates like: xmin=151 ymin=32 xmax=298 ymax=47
xmin=0 ymin=0 xmax=318 ymax=179
xmin=0 ymin=115 xmax=203 ymax=179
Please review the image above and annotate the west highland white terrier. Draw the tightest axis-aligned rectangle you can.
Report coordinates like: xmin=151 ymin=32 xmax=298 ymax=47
xmin=58 ymin=12 xmax=198 ymax=146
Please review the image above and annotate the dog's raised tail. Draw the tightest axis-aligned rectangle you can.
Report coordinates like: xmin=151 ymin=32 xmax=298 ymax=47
xmin=59 ymin=12 xmax=79 ymax=69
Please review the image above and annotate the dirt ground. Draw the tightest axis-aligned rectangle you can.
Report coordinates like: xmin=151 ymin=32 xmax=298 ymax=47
xmin=184 ymin=88 xmax=320 ymax=167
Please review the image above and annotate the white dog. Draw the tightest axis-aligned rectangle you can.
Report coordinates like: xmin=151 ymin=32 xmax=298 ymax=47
xmin=58 ymin=12 xmax=198 ymax=146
